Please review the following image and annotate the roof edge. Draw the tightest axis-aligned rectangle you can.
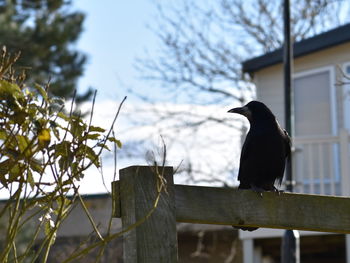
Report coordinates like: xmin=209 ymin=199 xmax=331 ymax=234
xmin=242 ymin=23 xmax=350 ymax=73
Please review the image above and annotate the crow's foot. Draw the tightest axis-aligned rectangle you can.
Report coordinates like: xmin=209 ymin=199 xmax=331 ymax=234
xmin=272 ymin=186 xmax=284 ymax=195
xmin=250 ymin=185 xmax=264 ymax=197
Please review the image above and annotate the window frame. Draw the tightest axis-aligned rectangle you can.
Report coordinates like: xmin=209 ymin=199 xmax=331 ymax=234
xmin=292 ymin=66 xmax=340 ymax=191
xmin=293 ymin=66 xmax=337 ymax=137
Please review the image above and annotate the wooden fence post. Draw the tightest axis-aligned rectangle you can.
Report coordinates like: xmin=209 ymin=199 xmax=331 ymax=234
xmin=116 ymin=166 xmax=177 ymax=263
xmin=112 ymin=164 xmax=350 ymax=262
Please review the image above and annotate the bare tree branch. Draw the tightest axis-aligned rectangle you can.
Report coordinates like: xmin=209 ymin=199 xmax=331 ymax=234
xmin=129 ymin=0 xmax=349 ymax=184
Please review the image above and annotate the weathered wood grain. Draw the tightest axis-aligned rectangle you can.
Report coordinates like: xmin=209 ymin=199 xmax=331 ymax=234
xmin=174 ymin=184 xmax=350 ymax=234
xmin=118 ymin=166 xmax=177 ymax=263
xmin=112 ymin=165 xmax=350 ymax=262
xmin=111 ymin=180 xmax=121 ymax=218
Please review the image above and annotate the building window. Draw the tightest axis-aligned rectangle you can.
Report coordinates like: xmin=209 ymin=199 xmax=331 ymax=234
xmin=345 ymin=64 xmax=350 ymax=76
xmin=293 ymin=67 xmax=336 ymax=137
xmin=292 ymin=67 xmax=339 ymax=195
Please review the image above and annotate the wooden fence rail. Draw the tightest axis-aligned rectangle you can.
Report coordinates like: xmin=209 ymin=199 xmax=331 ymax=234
xmin=112 ymin=165 xmax=350 ymax=263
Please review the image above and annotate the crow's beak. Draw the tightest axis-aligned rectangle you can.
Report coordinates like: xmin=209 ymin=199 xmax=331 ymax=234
xmin=228 ymin=106 xmax=249 ymax=115
xmin=228 ymin=106 xmax=251 ymax=119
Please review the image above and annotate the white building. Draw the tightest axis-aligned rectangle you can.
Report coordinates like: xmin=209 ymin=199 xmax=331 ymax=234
xmin=241 ymin=23 xmax=350 ymax=263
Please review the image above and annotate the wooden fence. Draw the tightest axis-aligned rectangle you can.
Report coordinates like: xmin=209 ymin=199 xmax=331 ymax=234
xmin=112 ymin=165 xmax=350 ymax=263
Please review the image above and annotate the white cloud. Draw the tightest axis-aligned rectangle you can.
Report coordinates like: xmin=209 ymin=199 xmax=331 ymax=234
xmin=78 ymin=99 xmax=246 ymax=194
xmin=0 ymin=99 xmax=245 ymax=198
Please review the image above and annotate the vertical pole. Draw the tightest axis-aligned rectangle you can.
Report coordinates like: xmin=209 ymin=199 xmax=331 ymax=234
xmin=117 ymin=166 xmax=178 ymax=263
xmin=346 ymin=234 xmax=350 ymax=263
xmin=282 ymin=230 xmax=300 ymax=263
xmin=283 ymin=1 xmax=293 ymax=139
xmin=243 ymin=239 xmax=254 ymax=263
xmin=282 ymin=0 xmax=300 ymax=262
xmin=341 ymin=129 xmax=350 ymax=263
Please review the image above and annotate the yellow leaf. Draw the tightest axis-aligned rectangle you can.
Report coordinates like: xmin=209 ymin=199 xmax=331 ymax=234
xmin=38 ymin=129 xmax=51 ymax=148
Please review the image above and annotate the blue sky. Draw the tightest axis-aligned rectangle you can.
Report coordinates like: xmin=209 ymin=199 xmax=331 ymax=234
xmin=68 ymin=1 xmax=240 ymax=194
xmin=73 ymin=0 xmax=158 ymax=103
xmin=68 ymin=1 xmax=350 ymax=195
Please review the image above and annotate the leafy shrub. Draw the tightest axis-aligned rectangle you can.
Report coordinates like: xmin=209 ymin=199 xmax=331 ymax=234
xmin=0 ymin=48 xmax=124 ymax=262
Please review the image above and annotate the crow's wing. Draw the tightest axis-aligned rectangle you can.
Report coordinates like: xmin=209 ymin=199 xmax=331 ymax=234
xmin=283 ymin=129 xmax=291 ymax=159
xmin=238 ymin=127 xmax=289 ymax=188
xmin=274 ymin=128 xmax=291 ymax=185
xmin=237 ymin=132 xmax=252 ymax=187
xmin=237 ymin=131 xmax=265 ymax=187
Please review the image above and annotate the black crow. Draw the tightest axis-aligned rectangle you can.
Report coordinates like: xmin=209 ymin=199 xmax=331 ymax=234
xmin=228 ymin=101 xmax=291 ymax=231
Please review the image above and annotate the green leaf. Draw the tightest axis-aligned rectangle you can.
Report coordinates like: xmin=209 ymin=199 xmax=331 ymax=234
xmin=43 ymin=216 xmax=56 ymax=245
xmin=0 ymin=174 xmax=8 ymax=188
xmin=57 ymin=112 xmax=70 ymax=122
xmin=0 ymin=129 xmax=7 ymax=140
xmin=0 ymin=80 xmax=23 ymax=100
xmin=16 ymin=135 xmax=30 ymax=156
xmin=27 ymin=169 xmax=35 ymax=189
xmin=70 ymin=118 xmax=85 ymax=138
xmin=97 ymin=143 xmax=110 ymax=151
xmin=55 ymin=141 xmax=71 ymax=157
xmin=108 ymin=137 xmax=122 ymax=148
xmin=8 ymin=163 xmax=22 ymax=182
xmin=56 ymin=141 xmax=74 ymax=172
xmin=79 ymin=145 xmax=100 ymax=168
xmin=34 ymin=83 xmax=48 ymax=102
xmin=58 ymin=156 xmax=70 ymax=172
xmin=13 ymin=109 xmax=27 ymax=124
xmin=0 ymin=159 xmax=12 ymax=173
xmin=71 ymin=162 xmax=78 ymax=175
xmin=89 ymin=126 xmax=105 ymax=133
xmin=86 ymin=133 xmax=100 ymax=140
xmin=30 ymin=159 xmax=44 ymax=174
xmin=0 ymin=159 xmax=11 ymax=187
xmin=52 ymin=128 xmax=61 ymax=140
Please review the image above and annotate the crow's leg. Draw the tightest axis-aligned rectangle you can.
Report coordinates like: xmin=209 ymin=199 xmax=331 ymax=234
xmin=250 ymin=184 xmax=264 ymax=197
xmin=272 ymin=186 xmax=284 ymax=195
